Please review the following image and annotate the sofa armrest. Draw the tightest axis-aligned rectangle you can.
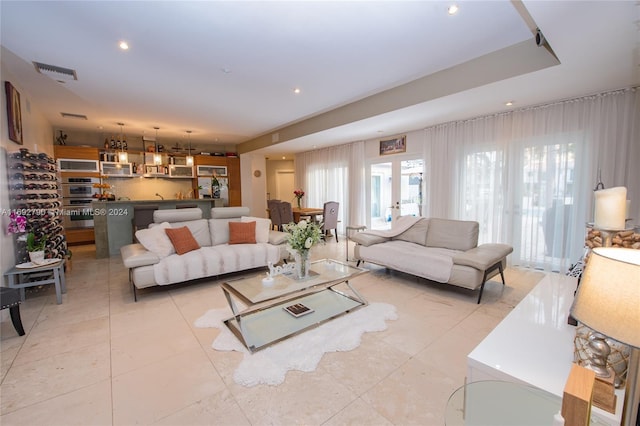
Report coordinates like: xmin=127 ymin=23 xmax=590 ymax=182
xmin=350 ymin=232 xmax=389 ymax=247
xmin=269 ymin=230 xmax=289 ymax=245
xmin=452 ymin=243 xmax=513 ymax=270
xmin=121 ymin=243 xmax=161 ymax=269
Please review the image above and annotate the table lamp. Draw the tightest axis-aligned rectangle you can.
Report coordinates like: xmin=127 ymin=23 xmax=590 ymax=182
xmin=571 ymin=247 xmax=640 ymax=426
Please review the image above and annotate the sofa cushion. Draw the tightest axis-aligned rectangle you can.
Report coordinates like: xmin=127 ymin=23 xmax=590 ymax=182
xmin=241 ymin=216 xmax=270 ymax=243
xmin=229 ymin=221 xmax=256 ymax=244
xmin=351 ymin=232 xmax=389 ymax=247
xmin=392 ymin=218 xmax=429 ymax=246
xmin=121 ymin=243 xmax=161 ymax=268
xmin=135 ymin=222 xmax=175 ymax=258
xmin=168 ymin=219 xmax=212 ymax=247
xmin=426 ymin=218 xmax=479 ymax=251
xmin=152 ymin=243 xmax=280 ymax=286
xmin=153 ymin=207 xmax=202 ymax=223
xmin=269 ymin=230 xmax=289 ymax=245
xmin=165 ymin=226 xmax=200 ymax=255
xmin=211 ymin=206 xmax=250 ymax=219
xmin=453 ymin=243 xmax=513 ymax=270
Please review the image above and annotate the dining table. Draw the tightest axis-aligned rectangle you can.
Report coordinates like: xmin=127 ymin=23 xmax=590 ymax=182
xmin=293 ymin=207 xmax=324 ymax=223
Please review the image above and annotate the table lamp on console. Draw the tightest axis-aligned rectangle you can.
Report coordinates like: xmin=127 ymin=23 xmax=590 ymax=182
xmin=570 ymin=247 xmax=640 ymax=426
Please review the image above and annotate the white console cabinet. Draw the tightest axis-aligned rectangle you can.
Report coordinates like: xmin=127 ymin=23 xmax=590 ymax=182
xmin=467 ymin=273 xmax=624 ymax=425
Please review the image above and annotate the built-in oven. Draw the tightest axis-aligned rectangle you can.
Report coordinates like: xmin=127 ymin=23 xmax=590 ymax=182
xmin=62 ymin=198 xmax=95 ymax=229
xmin=61 ymin=177 xmax=101 ymax=229
xmin=62 ymin=177 xmax=101 ymax=198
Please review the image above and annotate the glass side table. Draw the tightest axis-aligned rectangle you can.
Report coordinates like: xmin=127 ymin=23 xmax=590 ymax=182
xmin=445 ymin=381 xmax=561 ymax=426
xmin=4 ymin=259 xmax=66 ymax=305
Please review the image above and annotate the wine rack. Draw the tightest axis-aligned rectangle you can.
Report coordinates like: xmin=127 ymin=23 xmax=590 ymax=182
xmin=7 ymin=148 xmax=67 ymax=264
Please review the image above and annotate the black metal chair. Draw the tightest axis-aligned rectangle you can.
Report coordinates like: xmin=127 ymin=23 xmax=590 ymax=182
xmin=0 ymin=287 xmax=25 ymax=336
xmin=320 ymin=201 xmax=339 ymax=242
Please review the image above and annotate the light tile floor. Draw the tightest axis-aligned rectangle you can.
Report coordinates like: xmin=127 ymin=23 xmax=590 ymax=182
xmin=0 ymin=239 xmax=552 ymax=425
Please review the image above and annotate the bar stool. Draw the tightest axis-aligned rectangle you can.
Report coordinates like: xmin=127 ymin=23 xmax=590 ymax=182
xmin=345 ymin=225 xmax=366 ymax=261
xmin=132 ymin=204 xmax=159 ymax=242
xmin=0 ymin=287 xmax=25 ymax=336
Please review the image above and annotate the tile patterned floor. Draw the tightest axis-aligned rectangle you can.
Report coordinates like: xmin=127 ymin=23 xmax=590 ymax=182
xmin=0 ymin=239 xmax=552 ymax=425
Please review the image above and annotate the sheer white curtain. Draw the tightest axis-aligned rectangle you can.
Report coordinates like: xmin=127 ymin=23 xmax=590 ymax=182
xmin=294 ymin=141 xmax=366 ymax=234
xmin=425 ymin=88 xmax=639 ymax=272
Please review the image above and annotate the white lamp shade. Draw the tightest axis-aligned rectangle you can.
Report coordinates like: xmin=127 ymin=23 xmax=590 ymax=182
xmin=594 ymin=186 xmax=627 ymax=230
xmin=571 ymin=247 xmax=640 ymax=348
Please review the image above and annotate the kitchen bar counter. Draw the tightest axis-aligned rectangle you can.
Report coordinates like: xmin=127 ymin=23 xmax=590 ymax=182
xmin=93 ymin=198 xmax=223 ymax=258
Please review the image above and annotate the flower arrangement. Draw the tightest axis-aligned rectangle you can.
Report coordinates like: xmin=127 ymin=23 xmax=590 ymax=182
xmin=7 ymin=212 xmax=26 ymax=234
xmin=293 ymin=189 xmax=305 ymax=208
xmin=6 ymin=212 xmax=46 ymax=252
xmin=283 ymin=219 xmax=322 ymax=278
xmin=283 ymin=219 xmax=321 ymax=255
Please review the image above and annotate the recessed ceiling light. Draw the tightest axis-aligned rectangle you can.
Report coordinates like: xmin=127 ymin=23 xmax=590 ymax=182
xmin=448 ymin=4 xmax=459 ymax=15
xmin=293 ymin=88 xmax=301 ymax=94
xmin=505 ymin=101 xmax=514 ymax=106
xmin=119 ymin=41 xmax=129 ymax=50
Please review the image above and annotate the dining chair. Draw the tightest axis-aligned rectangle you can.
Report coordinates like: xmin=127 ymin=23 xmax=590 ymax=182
xmin=279 ymin=201 xmax=294 ymax=227
xmin=267 ymin=199 xmax=282 ymax=230
xmin=320 ymin=201 xmax=339 ymax=242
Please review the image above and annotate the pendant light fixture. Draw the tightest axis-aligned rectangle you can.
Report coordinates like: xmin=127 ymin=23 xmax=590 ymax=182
xmin=153 ymin=127 xmax=162 ymax=165
xmin=117 ymin=122 xmax=128 ymax=163
xmin=185 ymin=130 xmax=194 ymax=166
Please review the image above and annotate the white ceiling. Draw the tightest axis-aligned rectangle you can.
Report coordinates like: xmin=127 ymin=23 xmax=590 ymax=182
xmin=1 ymin=1 xmax=638 ymax=157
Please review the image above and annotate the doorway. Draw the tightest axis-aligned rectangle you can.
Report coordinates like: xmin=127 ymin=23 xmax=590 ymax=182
xmin=368 ymin=157 xmax=424 ymax=230
xmin=275 ymin=170 xmax=295 ymax=203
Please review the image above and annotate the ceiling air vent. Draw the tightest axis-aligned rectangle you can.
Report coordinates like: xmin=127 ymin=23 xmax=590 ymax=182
xmin=33 ymin=61 xmax=78 ymax=82
xmin=60 ymin=112 xmax=88 ymax=120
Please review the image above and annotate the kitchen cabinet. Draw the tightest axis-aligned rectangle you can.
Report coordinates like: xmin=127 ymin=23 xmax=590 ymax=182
xmin=100 ymin=161 xmax=133 ymax=177
xmin=194 ymin=155 xmax=240 ymax=205
xmin=54 ymin=145 xmax=99 ymax=161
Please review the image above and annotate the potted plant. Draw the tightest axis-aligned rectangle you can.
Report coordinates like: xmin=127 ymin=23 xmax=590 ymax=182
xmin=211 ymin=175 xmax=221 ymax=199
xmin=26 ymin=232 xmax=47 ymax=265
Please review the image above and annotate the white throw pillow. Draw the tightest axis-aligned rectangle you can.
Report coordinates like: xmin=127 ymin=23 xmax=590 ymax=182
xmin=241 ymin=216 xmax=271 ymax=243
xmin=135 ymin=222 xmax=175 ymax=258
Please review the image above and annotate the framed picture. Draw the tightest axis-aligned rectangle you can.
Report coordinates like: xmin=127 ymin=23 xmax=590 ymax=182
xmin=379 ymin=135 xmax=406 ymax=156
xmin=145 ymin=165 xmax=158 ymax=174
xmin=5 ymin=82 xmax=23 ymax=144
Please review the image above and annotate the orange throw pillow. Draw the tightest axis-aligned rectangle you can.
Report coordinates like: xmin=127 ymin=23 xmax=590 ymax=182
xmin=228 ymin=221 xmax=256 ymax=244
xmin=165 ymin=226 xmax=200 ymax=255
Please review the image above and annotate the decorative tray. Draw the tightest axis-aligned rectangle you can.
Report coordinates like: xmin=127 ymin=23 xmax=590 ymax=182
xmin=16 ymin=258 xmax=61 ymax=269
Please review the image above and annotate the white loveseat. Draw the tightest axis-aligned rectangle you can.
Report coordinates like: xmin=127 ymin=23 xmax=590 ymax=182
xmin=120 ymin=207 xmax=288 ymax=301
xmin=352 ymin=216 xmax=513 ymax=303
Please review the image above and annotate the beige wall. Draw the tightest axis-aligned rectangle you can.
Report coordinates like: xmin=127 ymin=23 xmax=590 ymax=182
xmin=1 ymin=64 xmax=55 ymax=275
xmin=266 ymin=159 xmax=295 ymax=202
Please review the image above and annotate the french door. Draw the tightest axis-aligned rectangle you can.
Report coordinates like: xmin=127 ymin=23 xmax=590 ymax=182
xmin=368 ymin=157 xmax=424 ymax=230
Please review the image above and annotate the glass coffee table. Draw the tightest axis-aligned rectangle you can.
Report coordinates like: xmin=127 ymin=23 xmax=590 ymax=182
xmin=221 ymin=259 xmax=368 ymax=353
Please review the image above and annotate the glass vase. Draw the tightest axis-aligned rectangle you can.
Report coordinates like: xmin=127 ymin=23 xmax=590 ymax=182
xmin=294 ymin=251 xmax=310 ymax=279
xmin=297 ymin=197 xmax=302 ymax=209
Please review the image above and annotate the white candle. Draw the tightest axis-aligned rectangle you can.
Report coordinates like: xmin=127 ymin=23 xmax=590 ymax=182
xmin=594 ymin=186 xmax=627 ymax=230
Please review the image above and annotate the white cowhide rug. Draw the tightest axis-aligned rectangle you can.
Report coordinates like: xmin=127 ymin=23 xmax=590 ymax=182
xmin=194 ymin=302 xmax=397 ymax=387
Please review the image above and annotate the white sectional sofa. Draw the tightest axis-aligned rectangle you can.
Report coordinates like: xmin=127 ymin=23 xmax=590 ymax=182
xmin=120 ymin=207 xmax=288 ymax=301
xmin=352 ymin=216 xmax=513 ymax=303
